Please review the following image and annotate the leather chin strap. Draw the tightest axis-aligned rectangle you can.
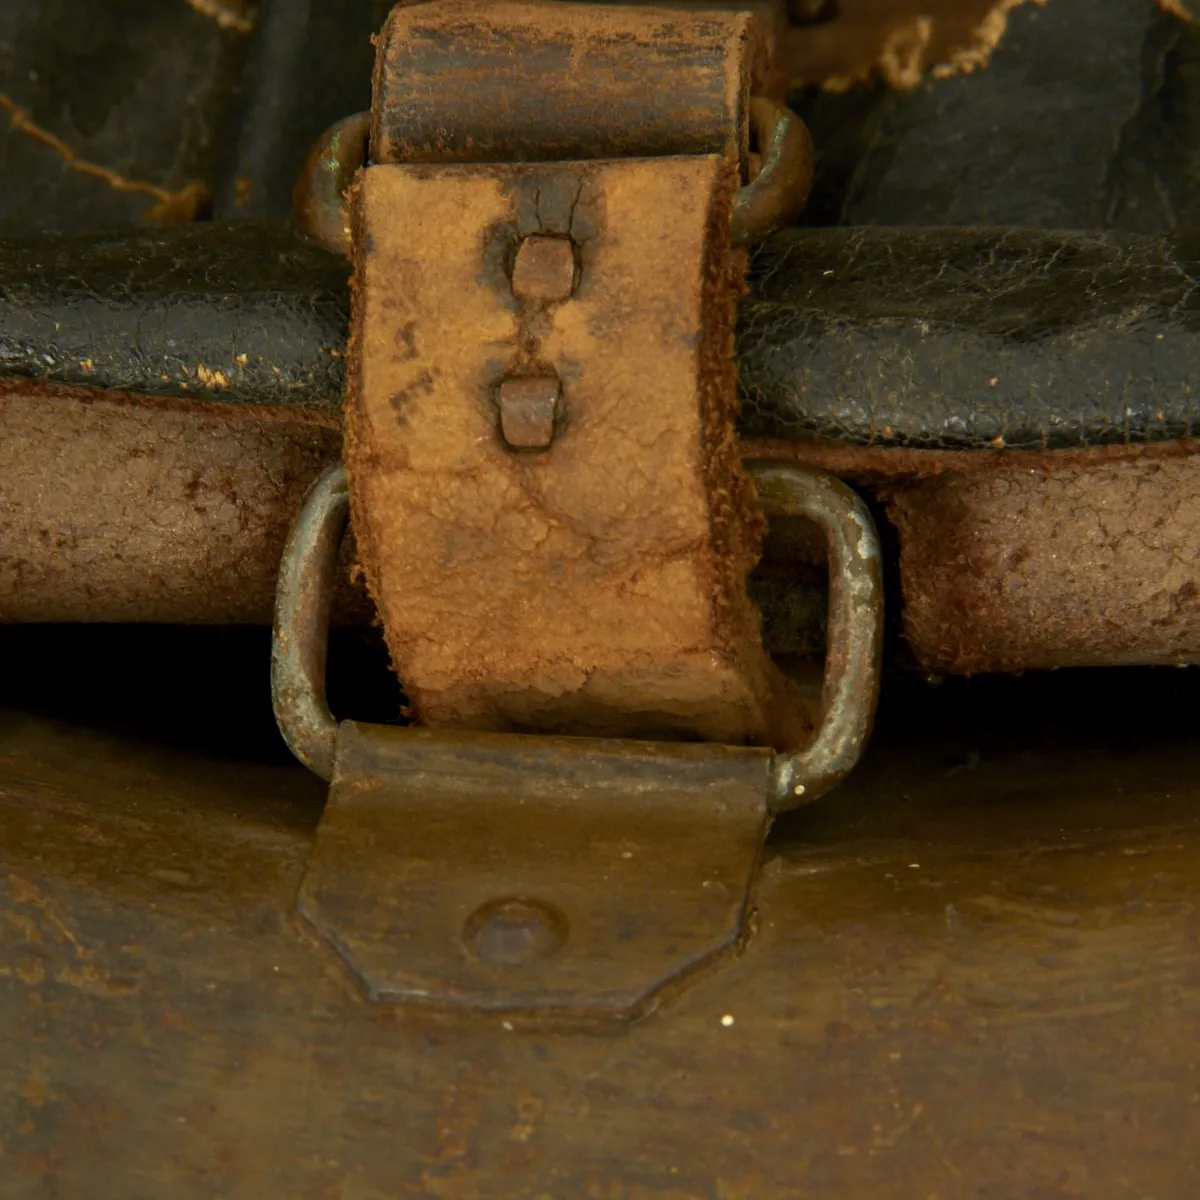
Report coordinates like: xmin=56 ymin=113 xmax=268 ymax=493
xmin=342 ymin=0 xmax=793 ymax=745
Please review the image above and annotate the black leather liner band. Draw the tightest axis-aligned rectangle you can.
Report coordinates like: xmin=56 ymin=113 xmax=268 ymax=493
xmin=2 ymin=222 xmax=1198 ymax=450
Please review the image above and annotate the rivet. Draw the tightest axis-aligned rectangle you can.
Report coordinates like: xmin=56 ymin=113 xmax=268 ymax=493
xmin=497 ymin=375 xmax=560 ymax=450
xmin=511 ymin=235 xmax=577 ymax=303
xmin=464 ymin=897 xmax=569 ymax=967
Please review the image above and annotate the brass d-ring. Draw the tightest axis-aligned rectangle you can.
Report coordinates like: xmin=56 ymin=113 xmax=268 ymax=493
xmin=293 ymin=112 xmax=371 ymax=258
xmin=732 ymin=99 xmax=815 ymax=246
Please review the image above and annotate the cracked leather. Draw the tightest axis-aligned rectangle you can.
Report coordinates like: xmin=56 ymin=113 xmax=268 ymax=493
xmin=739 ymin=226 xmax=1200 ymax=450
xmin=4 ymin=222 xmax=1199 ymax=452
xmin=345 ymin=1 xmax=793 ymax=746
xmin=0 ymin=0 xmax=382 ymax=234
xmin=0 ymin=222 xmax=350 ymax=412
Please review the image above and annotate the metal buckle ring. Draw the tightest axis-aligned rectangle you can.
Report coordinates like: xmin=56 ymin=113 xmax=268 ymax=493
xmin=731 ymin=98 xmax=814 ymax=246
xmin=292 ymin=112 xmax=370 ymax=258
xmin=271 ymin=463 xmax=348 ymax=780
xmin=747 ymin=463 xmax=884 ymax=811
xmin=296 ymin=97 xmax=815 ymax=258
xmin=272 ymin=462 xmax=883 ymax=808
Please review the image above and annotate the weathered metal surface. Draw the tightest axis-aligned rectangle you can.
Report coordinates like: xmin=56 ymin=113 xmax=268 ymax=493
xmin=271 ymin=462 xmax=348 ymax=780
xmin=748 ymin=463 xmax=883 ymax=810
xmin=1 ymin=662 xmax=1199 ymax=1195
xmin=291 ymin=112 xmax=370 ymax=258
xmin=298 ymin=722 xmax=771 ymax=1021
xmin=730 ymin=97 xmax=814 ymax=245
xmin=495 ymin=376 xmax=561 ymax=450
xmin=510 ymin=234 xmax=577 ymax=303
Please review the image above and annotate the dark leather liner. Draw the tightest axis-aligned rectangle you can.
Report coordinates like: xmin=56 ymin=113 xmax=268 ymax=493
xmin=2 ymin=221 xmax=1199 ymax=451
xmin=739 ymin=226 xmax=1200 ymax=449
xmin=0 ymin=222 xmax=350 ymax=413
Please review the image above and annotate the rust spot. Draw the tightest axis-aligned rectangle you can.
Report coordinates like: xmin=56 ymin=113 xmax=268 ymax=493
xmin=16 ymin=958 xmax=44 ymax=987
xmin=7 ymin=874 xmax=139 ymax=996
xmin=510 ymin=1091 xmax=544 ymax=1143
xmin=496 ymin=376 xmax=560 ymax=450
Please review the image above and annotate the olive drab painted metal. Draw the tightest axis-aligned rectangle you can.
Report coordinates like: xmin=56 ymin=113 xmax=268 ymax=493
xmin=298 ymin=723 xmax=773 ymax=1022
xmin=275 ymin=0 xmax=882 ymax=1021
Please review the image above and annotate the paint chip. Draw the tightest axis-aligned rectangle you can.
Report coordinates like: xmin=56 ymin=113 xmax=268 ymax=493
xmin=196 ymin=364 xmax=229 ymax=389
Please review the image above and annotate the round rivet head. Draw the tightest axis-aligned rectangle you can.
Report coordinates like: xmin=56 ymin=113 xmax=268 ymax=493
xmin=464 ymin=897 xmax=569 ymax=967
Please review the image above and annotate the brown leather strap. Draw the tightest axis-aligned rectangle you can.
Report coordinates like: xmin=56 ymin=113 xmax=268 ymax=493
xmin=370 ymin=1 xmax=775 ymax=165
xmin=343 ymin=1 xmax=787 ymax=742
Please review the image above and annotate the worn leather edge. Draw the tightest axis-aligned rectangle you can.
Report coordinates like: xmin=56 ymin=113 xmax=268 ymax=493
xmin=343 ymin=154 xmax=788 ymax=744
xmin=5 ymin=224 xmax=1200 ymax=452
xmin=740 ymin=435 xmax=1200 ymax=483
xmin=370 ymin=1 xmax=763 ymax=167
xmin=739 ymin=227 xmax=1200 ymax=451
xmin=3 ymin=380 xmax=1197 ymax=674
xmin=0 ymin=380 xmax=358 ymax=625
xmin=779 ymin=0 xmax=1041 ymax=91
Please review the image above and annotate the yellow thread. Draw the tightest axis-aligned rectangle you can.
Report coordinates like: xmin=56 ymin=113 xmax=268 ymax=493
xmin=0 ymin=92 xmax=209 ymax=223
xmin=186 ymin=0 xmax=257 ymax=34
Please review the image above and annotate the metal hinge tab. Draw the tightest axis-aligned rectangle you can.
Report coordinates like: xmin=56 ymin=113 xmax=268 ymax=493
xmin=273 ymin=458 xmax=881 ymax=1022
xmin=276 ymin=0 xmax=882 ymax=1023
